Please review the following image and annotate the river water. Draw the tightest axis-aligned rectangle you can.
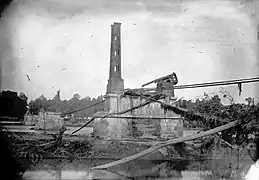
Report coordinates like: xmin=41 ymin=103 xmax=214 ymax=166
xmin=21 ymin=158 xmax=253 ymax=180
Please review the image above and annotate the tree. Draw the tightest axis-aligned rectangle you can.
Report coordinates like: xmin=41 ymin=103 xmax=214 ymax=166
xmin=220 ymin=89 xmax=235 ymax=105
xmin=181 ymin=94 xmax=259 ymax=146
xmin=28 ymin=100 xmax=37 ymax=115
xmin=245 ymin=97 xmax=254 ymax=106
xmin=39 ymin=94 xmax=47 ymax=101
xmin=28 ymin=93 xmax=105 ymax=118
xmin=0 ymin=90 xmax=28 ymax=120
xmin=28 ymin=95 xmax=50 ymax=114
xmin=71 ymin=93 xmax=81 ymax=101
xmin=19 ymin=92 xmax=28 ymax=103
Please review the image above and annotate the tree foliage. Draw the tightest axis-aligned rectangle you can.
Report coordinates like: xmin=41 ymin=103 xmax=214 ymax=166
xmin=28 ymin=93 xmax=104 ymax=118
xmin=176 ymin=94 xmax=259 ymax=146
xmin=0 ymin=90 xmax=28 ymax=120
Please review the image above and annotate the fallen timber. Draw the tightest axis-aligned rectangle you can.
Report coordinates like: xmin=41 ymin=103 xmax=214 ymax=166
xmin=69 ymin=89 xmax=252 ymax=169
xmin=91 ymin=120 xmax=239 ymax=169
xmin=90 ymin=91 xmax=249 ymax=169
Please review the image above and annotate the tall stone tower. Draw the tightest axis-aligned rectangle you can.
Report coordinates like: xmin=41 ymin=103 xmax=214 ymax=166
xmin=106 ymin=22 xmax=124 ymax=95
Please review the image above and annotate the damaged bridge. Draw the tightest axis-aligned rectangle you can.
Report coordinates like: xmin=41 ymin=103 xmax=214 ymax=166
xmin=93 ymin=22 xmax=183 ymax=141
xmin=69 ymin=22 xmax=258 ymax=170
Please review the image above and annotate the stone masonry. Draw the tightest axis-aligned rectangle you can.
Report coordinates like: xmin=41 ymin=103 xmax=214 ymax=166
xmin=94 ymin=95 xmax=183 ymax=140
xmin=93 ymin=22 xmax=183 ymax=140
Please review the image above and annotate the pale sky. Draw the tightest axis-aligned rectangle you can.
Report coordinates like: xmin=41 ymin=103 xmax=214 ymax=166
xmin=0 ymin=0 xmax=259 ymax=103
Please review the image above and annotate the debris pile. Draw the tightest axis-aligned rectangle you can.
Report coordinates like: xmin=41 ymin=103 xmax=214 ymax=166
xmin=1 ymin=128 xmax=93 ymax=163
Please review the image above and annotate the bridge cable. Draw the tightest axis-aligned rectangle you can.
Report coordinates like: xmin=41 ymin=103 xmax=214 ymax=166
xmin=61 ymin=100 xmax=105 ymax=116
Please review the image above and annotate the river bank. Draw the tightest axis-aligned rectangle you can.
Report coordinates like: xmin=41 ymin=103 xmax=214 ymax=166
xmin=3 ymin=129 xmax=254 ymax=163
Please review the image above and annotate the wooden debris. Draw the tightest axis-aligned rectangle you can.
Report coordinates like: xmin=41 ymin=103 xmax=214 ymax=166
xmin=91 ymin=120 xmax=239 ymax=169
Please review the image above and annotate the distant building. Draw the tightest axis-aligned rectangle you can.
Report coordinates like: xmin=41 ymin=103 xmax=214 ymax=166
xmin=24 ymin=109 xmax=64 ymax=130
xmin=35 ymin=110 xmax=64 ymax=130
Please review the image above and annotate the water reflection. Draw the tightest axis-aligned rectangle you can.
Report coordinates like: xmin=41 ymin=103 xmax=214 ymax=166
xmin=22 ymin=158 xmax=253 ymax=180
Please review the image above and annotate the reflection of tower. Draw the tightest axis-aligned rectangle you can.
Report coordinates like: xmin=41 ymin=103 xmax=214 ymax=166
xmin=106 ymin=22 xmax=124 ymax=94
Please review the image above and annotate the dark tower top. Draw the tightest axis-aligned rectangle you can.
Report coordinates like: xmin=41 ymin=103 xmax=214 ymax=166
xmin=106 ymin=22 xmax=124 ymax=94
xmin=56 ymin=89 xmax=61 ymax=101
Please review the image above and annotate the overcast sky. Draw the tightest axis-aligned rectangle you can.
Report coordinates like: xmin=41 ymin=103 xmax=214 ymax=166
xmin=0 ymin=0 xmax=259 ymax=103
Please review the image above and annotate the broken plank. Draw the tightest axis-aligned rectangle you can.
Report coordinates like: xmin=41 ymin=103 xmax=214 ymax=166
xmin=91 ymin=120 xmax=239 ymax=169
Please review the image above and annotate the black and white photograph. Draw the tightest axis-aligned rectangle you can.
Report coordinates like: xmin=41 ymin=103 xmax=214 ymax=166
xmin=0 ymin=0 xmax=259 ymax=179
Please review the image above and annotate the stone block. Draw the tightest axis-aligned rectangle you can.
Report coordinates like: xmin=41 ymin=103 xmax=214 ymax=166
xmin=94 ymin=119 xmax=109 ymax=138
xmin=93 ymin=96 xmax=183 ymax=140
xmin=34 ymin=111 xmax=64 ymax=130
xmin=94 ymin=111 xmax=130 ymax=139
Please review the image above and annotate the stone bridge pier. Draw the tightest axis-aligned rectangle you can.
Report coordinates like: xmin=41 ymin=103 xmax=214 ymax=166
xmin=93 ymin=22 xmax=183 ymax=140
xmin=93 ymin=94 xmax=183 ymax=140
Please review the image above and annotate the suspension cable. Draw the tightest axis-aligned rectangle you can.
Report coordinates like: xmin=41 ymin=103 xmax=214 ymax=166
xmin=61 ymin=100 xmax=105 ymax=116
xmin=62 ymin=77 xmax=259 ymax=115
